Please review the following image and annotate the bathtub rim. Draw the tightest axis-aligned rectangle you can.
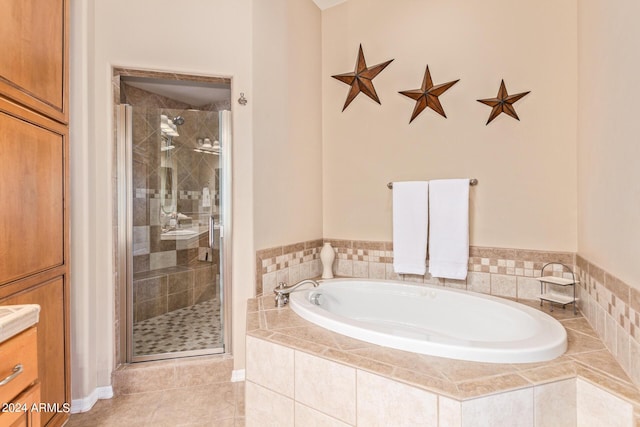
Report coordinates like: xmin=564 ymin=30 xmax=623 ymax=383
xmin=289 ymin=278 xmax=568 ymax=364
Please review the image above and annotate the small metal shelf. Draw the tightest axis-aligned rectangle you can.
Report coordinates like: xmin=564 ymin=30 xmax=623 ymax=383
xmin=537 ymin=262 xmax=578 ymax=314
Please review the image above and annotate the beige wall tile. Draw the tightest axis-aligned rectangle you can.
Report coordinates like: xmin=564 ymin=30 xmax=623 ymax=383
xmin=517 ymin=276 xmax=542 ymax=300
xmin=604 ymin=312 xmax=618 ymax=355
xmin=356 ymin=370 xmax=437 ymax=426
xmin=276 ymin=268 xmax=290 ymax=289
xmin=245 ymin=381 xmax=294 ymax=427
xmin=289 ymin=264 xmax=303 ymax=284
xmin=594 ymin=300 xmax=606 ymax=337
xmin=294 ymin=403 xmax=352 ymax=427
xmin=335 ymin=259 xmax=353 ymax=277
xmin=445 ymin=279 xmax=467 ymax=290
xmin=461 ymin=388 xmax=533 ymax=427
xmin=368 ymin=262 xmax=386 ymax=279
xmin=439 ymin=396 xmax=462 ymax=427
xmin=385 ymin=263 xmax=402 ymax=281
xmin=630 ymin=338 xmax=640 ymax=386
xmin=246 ymin=336 xmax=294 ymax=398
xmin=616 ymin=326 xmax=631 ymax=372
xmin=352 ymin=260 xmax=368 ymax=278
xmin=467 ymin=272 xmax=490 ymax=294
xmin=534 ymin=379 xmax=576 ymax=427
xmin=631 ymin=288 xmax=640 ymax=313
xmin=491 ymin=274 xmax=517 ymax=298
xmin=576 ymin=379 xmax=634 ymax=427
xmin=402 ymin=274 xmax=425 ymax=284
xmin=310 ymin=259 xmax=322 ymax=277
xmin=294 ymin=352 xmax=356 ymax=425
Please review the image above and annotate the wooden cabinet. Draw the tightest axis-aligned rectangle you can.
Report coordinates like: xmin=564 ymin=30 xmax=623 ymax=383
xmin=0 ymin=0 xmax=70 ymax=426
xmin=1 ymin=282 xmax=67 ymax=426
xmin=1 ymin=384 xmax=41 ymax=427
xmin=0 ymin=0 xmax=68 ymax=123
xmin=0 ymin=328 xmax=41 ymax=427
xmin=0 ymin=102 xmax=66 ymax=285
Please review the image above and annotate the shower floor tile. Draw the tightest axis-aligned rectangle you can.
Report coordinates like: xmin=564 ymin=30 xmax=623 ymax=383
xmin=133 ymin=298 xmax=222 ymax=356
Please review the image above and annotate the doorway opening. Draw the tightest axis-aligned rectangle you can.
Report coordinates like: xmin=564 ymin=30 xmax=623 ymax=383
xmin=114 ymin=69 xmax=232 ymax=363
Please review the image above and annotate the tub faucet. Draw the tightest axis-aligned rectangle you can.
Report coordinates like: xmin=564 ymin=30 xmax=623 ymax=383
xmin=274 ymin=279 xmax=319 ymax=307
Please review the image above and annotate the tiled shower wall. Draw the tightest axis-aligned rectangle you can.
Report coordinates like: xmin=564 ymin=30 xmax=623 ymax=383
xmin=255 ymin=238 xmax=640 ymax=389
xmin=133 ymin=264 xmax=218 ymax=323
xmin=122 ymin=82 xmax=228 ymax=273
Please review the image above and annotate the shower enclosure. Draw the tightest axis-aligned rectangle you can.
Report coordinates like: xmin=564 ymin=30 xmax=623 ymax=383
xmin=116 ymin=75 xmax=231 ymax=362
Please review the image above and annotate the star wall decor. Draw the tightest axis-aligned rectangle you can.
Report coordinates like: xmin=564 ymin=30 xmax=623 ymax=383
xmin=477 ymin=80 xmax=530 ymax=125
xmin=399 ymin=65 xmax=459 ymax=123
xmin=331 ymin=44 xmax=394 ymax=111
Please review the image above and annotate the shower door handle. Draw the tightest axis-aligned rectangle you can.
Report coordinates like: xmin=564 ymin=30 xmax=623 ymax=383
xmin=209 ymin=216 xmax=215 ymax=249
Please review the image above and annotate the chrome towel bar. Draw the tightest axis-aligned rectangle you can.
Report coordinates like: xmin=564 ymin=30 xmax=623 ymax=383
xmin=387 ymin=179 xmax=478 ymax=189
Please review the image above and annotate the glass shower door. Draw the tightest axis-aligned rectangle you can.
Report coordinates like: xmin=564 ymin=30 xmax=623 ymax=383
xmin=118 ymin=100 xmax=230 ymax=362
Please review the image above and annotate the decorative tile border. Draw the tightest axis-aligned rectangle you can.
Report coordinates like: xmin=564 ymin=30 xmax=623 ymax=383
xmin=255 ymin=239 xmax=323 ymax=296
xmin=134 ymin=188 xmax=204 ymax=200
xmin=575 ymin=255 xmax=640 ymax=388
xmin=256 ymin=238 xmax=575 ymax=298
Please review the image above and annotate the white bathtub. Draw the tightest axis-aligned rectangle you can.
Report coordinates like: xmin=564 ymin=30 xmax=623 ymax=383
xmin=289 ymin=279 xmax=567 ymax=364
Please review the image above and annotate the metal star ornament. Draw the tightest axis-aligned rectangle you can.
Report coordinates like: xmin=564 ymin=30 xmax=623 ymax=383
xmin=399 ymin=65 xmax=459 ymax=123
xmin=332 ymin=44 xmax=394 ymax=111
xmin=477 ymin=80 xmax=530 ymax=125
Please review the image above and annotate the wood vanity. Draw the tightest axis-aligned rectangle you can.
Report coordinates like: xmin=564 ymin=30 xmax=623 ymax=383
xmin=0 ymin=1 xmax=71 ymax=425
xmin=0 ymin=305 xmax=42 ymax=426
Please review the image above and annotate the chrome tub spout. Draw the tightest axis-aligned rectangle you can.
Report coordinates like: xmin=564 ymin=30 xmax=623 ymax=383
xmin=274 ymin=279 xmax=319 ymax=307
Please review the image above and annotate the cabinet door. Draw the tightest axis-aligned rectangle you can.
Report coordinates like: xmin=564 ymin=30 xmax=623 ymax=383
xmin=1 ymin=279 xmax=68 ymax=427
xmin=0 ymin=383 xmax=42 ymax=427
xmin=0 ymin=103 xmax=66 ymax=286
xmin=0 ymin=0 xmax=68 ymax=123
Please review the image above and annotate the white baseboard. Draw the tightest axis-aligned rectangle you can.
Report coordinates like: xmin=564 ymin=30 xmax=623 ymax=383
xmin=70 ymin=386 xmax=114 ymax=414
xmin=231 ymin=369 xmax=245 ymax=382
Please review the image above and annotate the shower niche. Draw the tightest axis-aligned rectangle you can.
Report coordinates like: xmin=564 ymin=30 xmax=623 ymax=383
xmin=117 ymin=73 xmax=231 ymax=362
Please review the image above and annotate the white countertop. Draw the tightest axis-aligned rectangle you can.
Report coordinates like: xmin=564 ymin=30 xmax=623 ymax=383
xmin=0 ymin=305 xmax=40 ymax=344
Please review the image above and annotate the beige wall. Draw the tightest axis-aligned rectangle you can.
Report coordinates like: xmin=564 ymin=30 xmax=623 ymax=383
xmin=322 ymin=0 xmax=578 ymax=252
xmin=72 ymin=0 xmax=640 ymax=406
xmin=253 ymin=0 xmax=323 ymax=250
xmin=577 ymin=0 xmax=640 ymax=289
xmin=70 ymin=0 xmax=255 ymax=401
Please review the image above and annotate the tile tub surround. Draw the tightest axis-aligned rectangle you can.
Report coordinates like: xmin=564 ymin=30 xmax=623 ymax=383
xmin=256 ymin=239 xmax=576 ymax=299
xmin=246 ymin=297 xmax=640 ymax=426
xmin=255 ymin=239 xmax=323 ymax=296
xmin=576 ymin=255 xmax=640 ymax=389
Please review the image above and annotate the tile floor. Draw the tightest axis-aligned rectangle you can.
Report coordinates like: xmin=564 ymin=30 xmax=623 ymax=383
xmin=133 ymin=299 xmax=223 ymax=356
xmin=66 ymin=381 xmax=245 ymax=426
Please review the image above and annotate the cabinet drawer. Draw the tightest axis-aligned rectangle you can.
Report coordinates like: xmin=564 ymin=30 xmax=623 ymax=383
xmin=0 ymin=383 xmax=41 ymax=427
xmin=0 ymin=328 xmax=38 ymax=405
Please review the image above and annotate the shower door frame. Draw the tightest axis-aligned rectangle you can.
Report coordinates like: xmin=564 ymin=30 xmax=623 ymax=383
xmin=114 ymin=70 xmax=233 ymax=364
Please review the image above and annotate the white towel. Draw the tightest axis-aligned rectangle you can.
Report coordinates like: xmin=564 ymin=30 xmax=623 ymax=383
xmin=428 ymin=179 xmax=469 ymax=280
xmin=392 ymin=181 xmax=429 ymax=275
